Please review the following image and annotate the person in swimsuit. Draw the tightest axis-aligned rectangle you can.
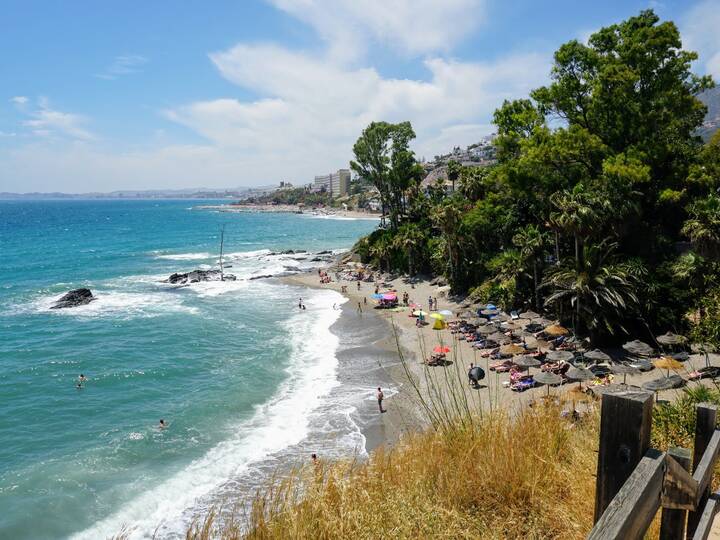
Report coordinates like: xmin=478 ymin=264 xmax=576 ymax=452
xmin=376 ymin=387 xmax=385 ymax=413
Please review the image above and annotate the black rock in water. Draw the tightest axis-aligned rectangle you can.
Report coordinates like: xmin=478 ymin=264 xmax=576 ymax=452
xmin=165 ymin=269 xmax=236 ymax=285
xmin=249 ymin=274 xmax=274 ymax=280
xmin=51 ymin=288 xmax=95 ymax=309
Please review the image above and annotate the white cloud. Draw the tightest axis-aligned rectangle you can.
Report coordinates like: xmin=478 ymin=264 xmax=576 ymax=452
xmin=10 ymin=96 xmax=29 ymax=106
xmin=96 ymin=55 xmax=148 ymax=80
xmin=681 ymin=0 xmax=720 ymax=79
xmin=268 ymin=0 xmax=485 ymax=60
xmin=14 ymin=98 xmax=95 ymax=141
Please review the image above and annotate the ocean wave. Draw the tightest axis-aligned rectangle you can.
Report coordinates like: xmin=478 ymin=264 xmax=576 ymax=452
xmin=154 ymin=252 xmax=213 ymax=261
xmin=27 ymin=291 xmax=199 ymax=319
xmin=71 ymin=290 xmax=350 ymax=540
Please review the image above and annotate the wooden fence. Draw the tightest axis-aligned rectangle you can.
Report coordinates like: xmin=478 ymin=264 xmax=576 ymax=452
xmin=589 ymin=390 xmax=720 ymax=540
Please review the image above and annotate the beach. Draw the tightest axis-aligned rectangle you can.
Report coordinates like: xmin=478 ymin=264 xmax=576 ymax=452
xmin=284 ymin=265 xmax=720 ymax=452
xmin=196 ymin=203 xmax=381 ymax=220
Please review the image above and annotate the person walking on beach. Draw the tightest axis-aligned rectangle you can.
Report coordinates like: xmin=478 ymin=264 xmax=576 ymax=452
xmin=468 ymin=363 xmax=474 ymax=387
xmin=376 ymin=387 xmax=385 ymax=413
xmin=357 ymin=302 xmax=362 ymax=314
xmin=357 ymin=281 xmax=361 ymax=291
xmin=298 ymin=297 xmax=303 ymax=309
xmin=428 ymin=296 xmax=433 ymax=311
xmin=363 ymin=297 xmax=367 ymax=305
xmin=434 ymin=297 xmax=438 ymax=311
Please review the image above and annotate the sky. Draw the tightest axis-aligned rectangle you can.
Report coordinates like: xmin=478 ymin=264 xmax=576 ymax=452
xmin=1 ymin=0 xmax=719 ymax=193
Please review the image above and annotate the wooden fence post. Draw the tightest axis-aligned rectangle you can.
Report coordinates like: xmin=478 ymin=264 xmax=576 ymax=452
xmin=688 ymin=403 xmax=718 ymax=539
xmin=660 ymin=447 xmax=692 ymax=540
xmin=594 ymin=390 xmax=654 ymax=523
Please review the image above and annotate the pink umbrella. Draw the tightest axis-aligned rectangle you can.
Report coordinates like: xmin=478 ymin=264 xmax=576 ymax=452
xmin=382 ymin=293 xmax=397 ymax=300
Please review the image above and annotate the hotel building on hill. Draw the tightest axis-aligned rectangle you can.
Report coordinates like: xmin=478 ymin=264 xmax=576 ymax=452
xmin=313 ymin=169 xmax=350 ymax=198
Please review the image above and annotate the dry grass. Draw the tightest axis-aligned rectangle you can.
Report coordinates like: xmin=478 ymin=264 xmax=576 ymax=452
xmin=180 ymin=405 xmax=599 ymax=540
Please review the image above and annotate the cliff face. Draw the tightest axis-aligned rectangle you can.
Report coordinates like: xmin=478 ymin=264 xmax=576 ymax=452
xmin=699 ymin=86 xmax=720 ymax=141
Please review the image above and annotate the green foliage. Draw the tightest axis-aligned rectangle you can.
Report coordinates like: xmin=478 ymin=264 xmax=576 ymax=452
xmin=652 ymin=387 xmax=720 ymax=449
xmin=352 ymin=9 xmax=719 ymax=346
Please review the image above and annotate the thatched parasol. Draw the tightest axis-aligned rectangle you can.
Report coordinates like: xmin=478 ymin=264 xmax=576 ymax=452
xmin=503 ymin=321 xmax=523 ymax=332
xmin=583 ymin=349 xmax=612 ymax=363
xmin=656 ymin=331 xmax=687 ymax=346
xmin=513 ymin=355 xmax=541 ymax=369
xmin=642 ymin=375 xmax=685 ymax=398
xmin=519 ymin=310 xmax=540 ymax=319
xmin=567 ymin=366 xmax=594 ymax=382
xmin=546 ymin=350 xmax=575 ymax=363
xmin=487 ymin=332 xmax=511 ymax=345
xmin=609 ymin=363 xmax=641 ymax=384
xmin=545 ymin=324 xmax=569 ymax=337
xmin=623 ymin=339 xmax=654 ymax=357
xmin=534 ymin=371 xmax=563 ymax=396
xmin=500 ymin=343 xmax=526 ymax=356
xmin=653 ymin=356 xmax=685 ymax=377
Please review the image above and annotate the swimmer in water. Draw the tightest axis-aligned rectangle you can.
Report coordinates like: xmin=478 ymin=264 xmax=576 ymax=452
xmin=78 ymin=374 xmax=87 ymax=383
xmin=159 ymin=419 xmax=167 ymax=429
xmin=76 ymin=382 xmax=83 ymax=390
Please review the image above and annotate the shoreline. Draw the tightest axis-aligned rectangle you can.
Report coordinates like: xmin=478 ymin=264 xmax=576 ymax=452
xmin=196 ymin=203 xmax=381 ymax=220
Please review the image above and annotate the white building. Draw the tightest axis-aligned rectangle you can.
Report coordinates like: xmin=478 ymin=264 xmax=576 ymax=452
xmin=313 ymin=169 xmax=350 ymax=197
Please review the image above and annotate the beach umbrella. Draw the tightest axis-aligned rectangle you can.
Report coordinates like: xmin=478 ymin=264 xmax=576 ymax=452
xmin=381 ymin=293 xmax=397 ymax=301
xmin=503 ymin=321 xmax=522 ymax=332
xmin=481 ymin=309 xmax=499 ymax=316
xmin=413 ymin=310 xmax=428 ymax=317
xmin=656 ymin=331 xmax=687 ymax=346
xmin=653 ymin=356 xmax=684 ymax=377
xmin=371 ymin=293 xmax=383 ymax=299
xmin=477 ymin=324 xmax=496 ymax=335
xmin=438 ymin=309 xmax=454 ymax=317
xmin=627 ymin=358 xmax=655 ymax=372
xmin=524 ymin=322 xmax=544 ymax=334
xmin=545 ymin=324 xmax=570 ymax=337
xmin=485 ymin=303 xmax=497 ymax=310
xmin=534 ymin=371 xmax=563 ymax=397
xmin=642 ymin=374 xmax=686 ymax=400
xmin=500 ymin=343 xmax=526 ymax=356
xmin=429 ymin=313 xmax=444 ymax=320
xmin=487 ymin=332 xmax=511 ymax=345
xmin=519 ymin=310 xmax=540 ymax=319
xmin=546 ymin=350 xmax=574 ymax=363
xmin=609 ymin=363 xmax=641 ymax=384
xmin=433 ymin=345 xmax=451 ymax=354
xmin=469 ymin=366 xmax=486 ymax=385
xmin=623 ymin=339 xmax=654 ymax=357
xmin=513 ymin=355 xmax=542 ymax=369
xmin=583 ymin=349 xmax=612 ymax=363
xmin=567 ymin=366 xmax=594 ymax=382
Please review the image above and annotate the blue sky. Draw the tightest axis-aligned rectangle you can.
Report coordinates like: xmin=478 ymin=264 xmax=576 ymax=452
xmin=1 ymin=0 xmax=719 ymax=192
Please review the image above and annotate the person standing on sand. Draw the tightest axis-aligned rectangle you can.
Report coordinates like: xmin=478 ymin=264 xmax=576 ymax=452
xmin=357 ymin=302 xmax=362 ymax=314
xmin=298 ymin=297 xmax=303 ymax=309
xmin=434 ymin=297 xmax=438 ymax=311
xmin=468 ymin=363 xmax=474 ymax=387
xmin=363 ymin=297 xmax=367 ymax=305
xmin=376 ymin=387 xmax=385 ymax=413
xmin=428 ymin=296 xmax=433 ymax=311
xmin=357 ymin=281 xmax=361 ymax=291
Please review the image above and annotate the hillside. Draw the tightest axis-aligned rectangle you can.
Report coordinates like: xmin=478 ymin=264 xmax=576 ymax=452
xmin=699 ymin=86 xmax=720 ymax=141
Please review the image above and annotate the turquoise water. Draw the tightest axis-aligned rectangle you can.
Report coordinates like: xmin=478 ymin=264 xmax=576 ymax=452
xmin=0 ymin=200 xmax=377 ymax=539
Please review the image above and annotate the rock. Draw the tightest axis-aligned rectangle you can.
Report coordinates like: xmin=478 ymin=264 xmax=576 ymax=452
xmin=164 ymin=269 xmax=236 ymax=285
xmin=310 ymin=257 xmax=323 ymax=262
xmin=51 ymin=288 xmax=95 ymax=309
xmin=249 ymin=274 xmax=274 ymax=280
xmin=317 ymin=250 xmax=332 ymax=255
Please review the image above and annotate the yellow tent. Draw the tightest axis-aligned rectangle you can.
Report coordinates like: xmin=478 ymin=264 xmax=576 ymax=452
xmin=432 ymin=317 xmax=446 ymax=330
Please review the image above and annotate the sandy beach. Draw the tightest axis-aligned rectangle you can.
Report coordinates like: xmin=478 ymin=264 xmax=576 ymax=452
xmin=196 ymin=203 xmax=381 ymax=220
xmin=283 ymin=265 xmax=720 ymax=452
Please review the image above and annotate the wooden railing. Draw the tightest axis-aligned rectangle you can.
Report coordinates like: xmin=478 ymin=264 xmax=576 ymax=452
xmin=589 ymin=390 xmax=720 ymax=540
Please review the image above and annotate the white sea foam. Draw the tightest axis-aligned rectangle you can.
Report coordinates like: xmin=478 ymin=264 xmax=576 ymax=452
xmin=30 ymin=291 xmax=198 ymax=318
xmin=71 ymin=289 xmax=349 ymax=540
xmin=154 ymin=252 xmax=213 ymax=261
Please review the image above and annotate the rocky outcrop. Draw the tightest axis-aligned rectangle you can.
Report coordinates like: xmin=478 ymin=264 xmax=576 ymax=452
xmin=51 ymin=288 xmax=96 ymax=309
xmin=165 ymin=269 xmax=236 ymax=285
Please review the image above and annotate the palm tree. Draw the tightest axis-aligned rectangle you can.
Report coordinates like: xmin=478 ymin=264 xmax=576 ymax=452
xmin=370 ymin=236 xmax=393 ymax=273
xmin=432 ymin=201 xmax=465 ymax=289
xmin=458 ymin=167 xmax=486 ymax=202
xmin=549 ymin=187 xmax=602 ymax=270
xmin=682 ymin=195 xmax=720 ymax=260
xmin=672 ymin=251 xmax=715 ymax=319
xmin=394 ymin=223 xmax=425 ymax=276
xmin=446 ymin=160 xmax=462 ymax=193
xmin=542 ymin=240 xmax=639 ymax=344
xmin=513 ymin=224 xmax=547 ymax=311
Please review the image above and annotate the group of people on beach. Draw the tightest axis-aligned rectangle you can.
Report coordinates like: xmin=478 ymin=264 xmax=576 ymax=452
xmin=317 ymin=269 xmax=332 ymax=284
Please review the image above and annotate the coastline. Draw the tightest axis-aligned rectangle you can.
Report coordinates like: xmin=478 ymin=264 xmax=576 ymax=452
xmin=196 ymin=203 xmax=381 ymax=220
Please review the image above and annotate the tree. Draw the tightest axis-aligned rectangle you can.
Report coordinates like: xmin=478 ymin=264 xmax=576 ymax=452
xmin=432 ymin=200 xmax=466 ymax=290
xmin=682 ymin=195 xmax=720 ymax=260
xmin=446 ymin=160 xmax=462 ymax=193
xmin=543 ymin=241 xmax=639 ymax=343
xmin=351 ymin=121 xmax=419 ymax=231
xmin=513 ymin=224 xmax=548 ymax=311
xmin=394 ymin=223 xmax=426 ymax=276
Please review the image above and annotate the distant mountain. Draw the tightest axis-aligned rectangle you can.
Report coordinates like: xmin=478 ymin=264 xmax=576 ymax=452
xmin=698 ymin=86 xmax=720 ymax=141
xmin=0 ymin=187 xmax=256 ymax=200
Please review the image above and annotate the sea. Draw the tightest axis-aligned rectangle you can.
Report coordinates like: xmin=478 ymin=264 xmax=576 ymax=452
xmin=0 ymin=199 xmax=389 ymax=539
